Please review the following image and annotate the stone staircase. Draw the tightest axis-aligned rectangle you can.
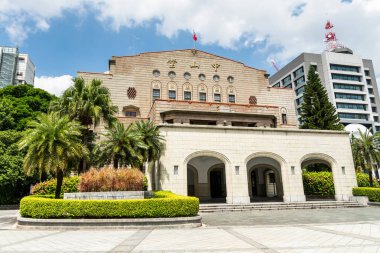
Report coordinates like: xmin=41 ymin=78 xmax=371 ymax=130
xmin=199 ymin=201 xmax=365 ymax=213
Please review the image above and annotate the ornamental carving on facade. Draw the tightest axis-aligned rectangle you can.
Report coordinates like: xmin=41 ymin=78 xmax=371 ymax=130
xmin=190 ymin=61 xmax=200 ymax=69
xmin=249 ymin=96 xmax=257 ymax=105
xmin=211 ymin=62 xmax=221 ymax=72
xmin=167 ymin=58 xmax=177 ymax=68
xmin=151 ymin=80 xmax=161 ymax=89
xmin=127 ymin=87 xmax=137 ymax=99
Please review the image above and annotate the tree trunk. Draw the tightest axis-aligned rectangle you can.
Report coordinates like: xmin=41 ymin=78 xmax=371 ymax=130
xmin=369 ymin=156 xmax=374 ymax=187
xmin=113 ymin=158 xmax=119 ymax=169
xmin=55 ymin=169 xmax=64 ymax=199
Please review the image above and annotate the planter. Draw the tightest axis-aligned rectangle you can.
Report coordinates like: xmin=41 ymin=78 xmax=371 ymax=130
xmin=64 ymin=191 xmax=144 ymax=200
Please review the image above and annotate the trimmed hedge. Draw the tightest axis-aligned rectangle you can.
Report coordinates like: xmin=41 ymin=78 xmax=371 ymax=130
xmin=353 ymin=187 xmax=380 ymax=202
xmin=32 ymin=177 xmax=79 ymax=196
xmin=19 ymin=191 xmax=199 ymax=219
xmin=302 ymin=171 xmax=335 ymax=196
xmin=356 ymin=172 xmax=379 ymax=187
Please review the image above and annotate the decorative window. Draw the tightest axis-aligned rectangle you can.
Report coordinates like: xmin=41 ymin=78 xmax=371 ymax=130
xmin=184 ymin=91 xmax=191 ymax=100
xmin=152 ymin=69 xmax=160 ymax=77
xmin=199 ymin=92 xmax=206 ymax=102
xmin=169 ymin=90 xmax=176 ymax=99
xmin=199 ymin=73 xmax=206 ymax=81
xmin=168 ymin=71 xmax=176 ymax=79
xmin=122 ymin=105 xmax=140 ymax=117
xmin=249 ymin=96 xmax=257 ymax=105
xmin=281 ymin=108 xmax=287 ymax=125
xmin=227 ymin=76 xmax=234 ymax=83
xmin=184 ymin=72 xmax=191 ymax=80
xmin=213 ymin=75 xmax=220 ymax=82
xmin=228 ymin=94 xmax=236 ymax=103
xmin=213 ymin=85 xmax=222 ymax=102
xmin=152 ymin=89 xmax=160 ymax=100
xmin=152 ymin=81 xmax=162 ymax=100
xmin=227 ymin=86 xmax=236 ymax=103
xmin=168 ymin=81 xmax=177 ymax=100
xmin=127 ymin=87 xmax=137 ymax=99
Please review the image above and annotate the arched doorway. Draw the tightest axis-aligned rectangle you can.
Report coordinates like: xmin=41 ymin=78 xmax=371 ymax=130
xmin=187 ymin=155 xmax=227 ymax=202
xmin=246 ymin=156 xmax=284 ymax=202
xmin=301 ymin=156 xmax=335 ymax=200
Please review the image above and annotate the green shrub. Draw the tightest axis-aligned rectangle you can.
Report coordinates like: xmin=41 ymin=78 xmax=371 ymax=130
xmin=302 ymin=171 xmax=335 ymax=196
xmin=356 ymin=172 xmax=379 ymax=187
xmin=353 ymin=187 xmax=380 ymax=202
xmin=78 ymin=167 xmax=144 ymax=192
xmin=19 ymin=191 xmax=199 ymax=218
xmin=31 ymin=177 xmax=79 ymax=196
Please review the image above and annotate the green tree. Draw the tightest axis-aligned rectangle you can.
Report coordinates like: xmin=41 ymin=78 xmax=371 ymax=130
xmin=350 ymin=134 xmax=365 ymax=172
xmin=300 ymin=66 xmax=343 ymax=130
xmin=0 ymin=130 xmax=38 ymax=204
xmin=50 ymin=78 xmax=117 ymax=170
xmin=0 ymin=84 xmax=56 ymax=131
xmin=18 ymin=113 xmax=89 ymax=199
xmin=351 ymin=128 xmax=380 ymax=187
xmin=131 ymin=120 xmax=165 ymax=170
xmin=94 ymin=121 xmax=147 ymax=168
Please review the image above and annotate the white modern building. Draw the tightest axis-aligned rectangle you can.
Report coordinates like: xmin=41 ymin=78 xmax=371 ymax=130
xmin=0 ymin=46 xmax=35 ymax=88
xmin=269 ymin=22 xmax=380 ymax=132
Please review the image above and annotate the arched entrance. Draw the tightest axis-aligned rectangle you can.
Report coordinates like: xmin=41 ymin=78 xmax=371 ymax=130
xmin=187 ymin=155 xmax=227 ymax=202
xmin=301 ymin=155 xmax=335 ymax=200
xmin=246 ymin=156 xmax=284 ymax=202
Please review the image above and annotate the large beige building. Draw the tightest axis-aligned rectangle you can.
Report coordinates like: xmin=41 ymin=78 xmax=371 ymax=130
xmin=79 ymin=49 xmax=357 ymax=204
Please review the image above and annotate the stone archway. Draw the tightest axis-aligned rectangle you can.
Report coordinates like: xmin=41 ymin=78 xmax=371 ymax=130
xmin=300 ymin=153 xmax=337 ymax=200
xmin=185 ymin=151 xmax=230 ymax=203
xmin=246 ymin=156 xmax=284 ymax=202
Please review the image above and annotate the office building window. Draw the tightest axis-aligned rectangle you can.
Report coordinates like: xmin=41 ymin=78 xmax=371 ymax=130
xmin=294 ymin=76 xmax=305 ymax=87
xmin=338 ymin=113 xmax=368 ymax=120
xmin=273 ymin=82 xmax=280 ymax=87
xmin=282 ymin=75 xmax=291 ymax=85
xmin=375 ymin=116 xmax=379 ymax=122
xmin=331 ymin=73 xmax=361 ymax=82
xmin=370 ymin=97 xmax=376 ymax=103
xmin=293 ymin=66 xmax=304 ymax=78
xmin=199 ymin=92 xmax=206 ymax=102
xmin=372 ymin=107 xmax=378 ymax=113
xmin=336 ymin=103 xmax=366 ymax=110
xmin=335 ymin=93 xmax=364 ymax=101
xmin=330 ymin=64 xmax=359 ymax=73
xmin=365 ymin=70 xmax=370 ymax=76
xmin=295 ymin=86 xmax=304 ymax=96
xmin=367 ymin=79 xmax=372 ymax=85
xmin=169 ymin=90 xmax=176 ymax=99
xmin=296 ymin=97 xmax=304 ymax=105
xmin=368 ymin=88 xmax=373 ymax=94
xmin=333 ymin=83 xmax=362 ymax=91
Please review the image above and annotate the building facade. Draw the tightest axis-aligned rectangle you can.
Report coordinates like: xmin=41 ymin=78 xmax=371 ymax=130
xmin=0 ymin=46 xmax=35 ymax=88
xmin=269 ymin=49 xmax=380 ymax=132
xmin=79 ymin=49 xmax=357 ymax=204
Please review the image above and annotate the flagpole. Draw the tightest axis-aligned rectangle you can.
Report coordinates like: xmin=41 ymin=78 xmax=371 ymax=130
xmin=193 ymin=30 xmax=196 ymax=50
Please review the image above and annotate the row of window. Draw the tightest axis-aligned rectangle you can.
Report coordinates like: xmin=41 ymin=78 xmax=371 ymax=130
xmin=333 ymin=83 xmax=362 ymax=91
xmin=153 ymin=69 xmax=235 ymax=83
xmin=335 ymin=93 xmax=365 ymax=101
xmin=336 ymin=103 xmax=366 ymax=110
xmin=152 ymin=89 xmax=236 ymax=103
xmin=338 ymin=113 xmax=368 ymax=120
xmin=330 ymin=64 xmax=360 ymax=73
xmin=331 ymin=73 xmax=361 ymax=82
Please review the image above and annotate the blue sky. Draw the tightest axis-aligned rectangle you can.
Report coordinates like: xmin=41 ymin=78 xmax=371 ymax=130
xmin=0 ymin=0 xmax=378 ymax=95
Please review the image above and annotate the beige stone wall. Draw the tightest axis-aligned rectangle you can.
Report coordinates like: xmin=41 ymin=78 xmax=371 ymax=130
xmin=157 ymin=125 xmax=357 ymax=204
xmin=78 ymin=49 xmax=296 ymax=129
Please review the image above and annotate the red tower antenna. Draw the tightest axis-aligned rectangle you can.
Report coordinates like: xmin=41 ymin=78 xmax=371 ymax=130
xmin=271 ymin=59 xmax=280 ymax=72
xmin=324 ymin=20 xmax=345 ymax=51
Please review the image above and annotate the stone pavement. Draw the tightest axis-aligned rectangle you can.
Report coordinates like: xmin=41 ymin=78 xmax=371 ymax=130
xmin=2 ymin=208 xmax=380 ymax=252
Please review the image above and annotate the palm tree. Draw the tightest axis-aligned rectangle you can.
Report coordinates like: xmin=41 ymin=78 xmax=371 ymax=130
xmin=352 ymin=128 xmax=380 ymax=186
xmin=94 ymin=121 xmax=147 ymax=168
xmin=18 ymin=113 xmax=89 ymax=199
xmin=50 ymin=77 xmax=118 ymax=170
xmin=131 ymin=120 xmax=165 ymax=170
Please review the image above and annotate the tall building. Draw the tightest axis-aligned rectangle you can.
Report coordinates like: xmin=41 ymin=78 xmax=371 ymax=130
xmin=269 ymin=21 xmax=380 ymax=132
xmin=78 ymin=49 xmax=356 ymax=203
xmin=0 ymin=46 xmax=35 ymax=88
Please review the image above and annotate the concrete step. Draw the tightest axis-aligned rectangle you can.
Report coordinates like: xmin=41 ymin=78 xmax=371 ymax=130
xmin=199 ymin=201 xmax=365 ymax=213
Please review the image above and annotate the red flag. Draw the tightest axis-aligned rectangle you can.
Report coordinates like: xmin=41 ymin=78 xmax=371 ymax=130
xmin=193 ymin=32 xmax=197 ymax=42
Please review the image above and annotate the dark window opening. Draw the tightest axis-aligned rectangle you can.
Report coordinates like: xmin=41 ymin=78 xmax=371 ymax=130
xmin=125 ymin=111 xmax=137 ymax=117
xmin=214 ymin=93 xmax=221 ymax=102
xmin=184 ymin=91 xmax=192 ymax=100
xmin=189 ymin=120 xmax=217 ymax=125
xmin=231 ymin=122 xmax=257 ymax=127
xmin=152 ymin=89 xmax=160 ymax=100
xmin=199 ymin=92 xmax=206 ymax=102
xmin=282 ymin=114 xmax=287 ymax=124
xmin=228 ymin=94 xmax=236 ymax=103
xmin=169 ymin=90 xmax=176 ymax=99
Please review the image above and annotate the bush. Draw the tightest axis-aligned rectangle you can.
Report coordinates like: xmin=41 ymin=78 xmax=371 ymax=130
xmin=78 ymin=167 xmax=144 ymax=192
xmin=19 ymin=191 xmax=199 ymax=218
xmin=32 ymin=177 xmax=79 ymax=196
xmin=353 ymin=187 xmax=380 ymax=202
xmin=356 ymin=172 xmax=379 ymax=187
xmin=302 ymin=171 xmax=335 ymax=196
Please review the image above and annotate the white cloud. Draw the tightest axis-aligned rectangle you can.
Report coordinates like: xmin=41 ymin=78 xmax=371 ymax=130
xmin=34 ymin=75 xmax=73 ymax=96
xmin=2 ymin=0 xmax=380 ymax=85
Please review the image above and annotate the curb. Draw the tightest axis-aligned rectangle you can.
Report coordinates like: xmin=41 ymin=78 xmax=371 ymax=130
xmin=0 ymin=205 xmax=19 ymax=210
xmin=17 ymin=215 xmax=202 ymax=229
xmin=368 ymin=202 xmax=380 ymax=207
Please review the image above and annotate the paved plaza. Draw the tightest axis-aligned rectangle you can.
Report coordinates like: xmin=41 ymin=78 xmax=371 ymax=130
xmin=2 ymin=207 xmax=380 ymax=252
